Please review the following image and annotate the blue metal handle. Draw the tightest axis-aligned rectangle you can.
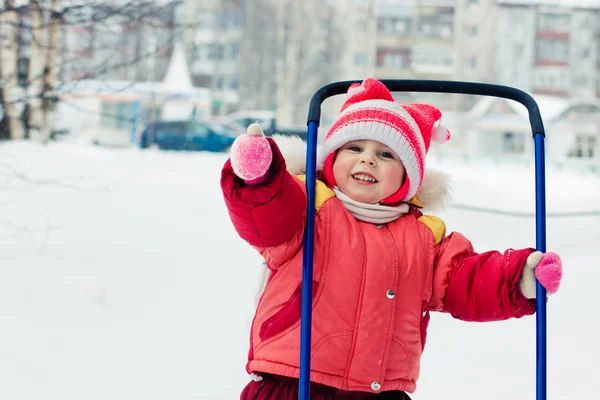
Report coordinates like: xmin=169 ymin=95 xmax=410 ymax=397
xmin=300 ymin=80 xmax=548 ymax=400
xmin=298 ymin=120 xmax=320 ymax=399
xmin=534 ymin=133 xmax=547 ymax=400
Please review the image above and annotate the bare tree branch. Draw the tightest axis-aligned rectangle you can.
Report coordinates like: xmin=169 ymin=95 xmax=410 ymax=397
xmin=0 ymin=0 xmax=191 ymax=139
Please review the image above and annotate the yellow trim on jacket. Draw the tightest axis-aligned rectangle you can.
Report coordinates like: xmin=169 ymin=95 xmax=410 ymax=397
xmin=295 ymin=175 xmax=335 ymax=212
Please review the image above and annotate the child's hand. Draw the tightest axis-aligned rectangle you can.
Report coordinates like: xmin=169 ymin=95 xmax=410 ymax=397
xmin=230 ymin=123 xmax=273 ymax=182
xmin=519 ymin=251 xmax=563 ymax=299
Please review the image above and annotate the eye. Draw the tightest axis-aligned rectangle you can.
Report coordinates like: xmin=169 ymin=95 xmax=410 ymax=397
xmin=346 ymin=145 xmax=362 ymax=152
xmin=380 ymin=151 xmax=395 ymax=159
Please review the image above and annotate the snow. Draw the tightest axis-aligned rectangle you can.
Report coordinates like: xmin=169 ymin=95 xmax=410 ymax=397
xmin=0 ymin=140 xmax=599 ymax=400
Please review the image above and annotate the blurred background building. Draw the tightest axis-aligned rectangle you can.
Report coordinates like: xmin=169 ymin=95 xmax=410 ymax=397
xmin=1 ymin=0 xmax=598 ymax=162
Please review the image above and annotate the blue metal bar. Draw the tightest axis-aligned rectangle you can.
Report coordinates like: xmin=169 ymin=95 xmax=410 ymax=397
xmin=534 ymin=133 xmax=547 ymax=400
xmin=303 ymin=80 xmax=548 ymax=400
xmin=298 ymin=120 xmax=320 ymax=400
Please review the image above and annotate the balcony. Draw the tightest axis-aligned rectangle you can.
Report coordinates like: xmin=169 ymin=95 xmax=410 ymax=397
xmin=532 ymin=88 xmax=569 ymax=97
xmin=536 ymin=31 xmax=569 ymax=40
xmin=535 ymin=59 xmax=569 ymax=67
xmin=535 ymin=38 xmax=569 ymax=67
xmin=377 ymin=17 xmax=412 ymax=38
xmin=417 ymin=6 xmax=454 ymax=40
xmin=376 ymin=48 xmax=411 ymax=68
xmin=418 ymin=20 xmax=453 ymax=40
xmin=411 ymin=47 xmax=454 ymax=75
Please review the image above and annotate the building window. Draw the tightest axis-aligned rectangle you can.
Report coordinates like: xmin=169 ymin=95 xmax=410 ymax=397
xmin=574 ymin=76 xmax=588 ymax=88
xmin=376 ymin=48 xmax=410 ymax=69
xmin=354 ymin=52 xmax=368 ymax=66
xmin=503 ymin=132 xmax=525 ymax=154
xmin=589 ymin=136 xmax=597 ymax=158
xmin=418 ymin=7 xmax=454 ymax=39
xmin=535 ymin=38 xmax=569 ymax=65
xmin=218 ymin=12 xmax=241 ymax=30
xmin=514 ymin=43 xmax=524 ymax=57
xmin=464 ymin=57 xmax=477 ymax=71
xmin=194 ymin=44 xmax=211 ymax=60
xmin=568 ymin=135 xmax=597 ymax=158
xmin=230 ymin=77 xmax=239 ymax=90
xmin=464 ymin=24 xmax=478 ymax=37
xmin=215 ymin=76 xmax=224 ymax=90
xmin=580 ymin=47 xmax=590 ymax=59
xmin=320 ymin=17 xmax=332 ymax=34
xmin=355 ymin=20 xmax=367 ymax=33
xmin=230 ymin=43 xmax=240 ymax=59
xmin=196 ymin=10 xmax=217 ymax=29
xmin=412 ymin=49 xmax=454 ymax=70
xmin=377 ymin=17 xmax=411 ymax=37
xmin=101 ymin=101 xmax=133 ymax=130
xmin=212 ymin=44 xmax=225 ymax=60
xmin=534 ymin=70 xmax=569 ymax=94
xmin=537 ymin=13 xmax=570 ymax=32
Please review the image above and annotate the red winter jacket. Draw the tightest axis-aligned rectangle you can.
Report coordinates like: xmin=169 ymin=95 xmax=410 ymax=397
xmin=221 ymin=139 xmax=536 ymax=394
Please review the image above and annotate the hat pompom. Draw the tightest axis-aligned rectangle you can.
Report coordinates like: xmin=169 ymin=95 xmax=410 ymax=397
xmin=347 ymin=83 xmax=363 ymax=97
xmin=431 ymin=124 xmax=451 ymax=145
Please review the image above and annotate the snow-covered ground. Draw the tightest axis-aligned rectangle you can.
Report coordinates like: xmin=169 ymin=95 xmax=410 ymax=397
xmin=0 ymin=141 xmax=598 ymax=400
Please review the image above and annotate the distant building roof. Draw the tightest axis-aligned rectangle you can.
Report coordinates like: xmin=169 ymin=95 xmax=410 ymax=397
xmin=374 ymin=0 xmax=414 ymax=17
xmin=496 ymin=0 xmax=600 ymax=9
xmin=469 ymin=95 xmax=600 ymax=123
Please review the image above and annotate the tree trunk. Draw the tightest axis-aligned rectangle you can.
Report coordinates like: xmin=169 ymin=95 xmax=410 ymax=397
xmin=0 ymin=0 xmax=25 ymax=140
xmin=41 ymin=0 xmax=61 ymax=143
xmin=26 ymin=1 xmax=45 ymax=141
xmin=27 ymin=0 xmax=61 ymax=143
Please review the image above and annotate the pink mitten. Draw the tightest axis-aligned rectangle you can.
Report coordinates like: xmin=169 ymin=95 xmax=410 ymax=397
xmin=230 ymin=123 xmax=273 ymax=182
xmin=519 ymin=251 xmax=563 ymax=299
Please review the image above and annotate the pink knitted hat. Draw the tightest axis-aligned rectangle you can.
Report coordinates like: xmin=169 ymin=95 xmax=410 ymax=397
xmin=320 ymin=78 xmax=451 ymax=204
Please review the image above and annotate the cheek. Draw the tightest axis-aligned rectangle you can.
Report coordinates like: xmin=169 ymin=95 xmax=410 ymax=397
xmin=332 ymin=157 xmax=352 ymax=180
xmin=381 ymin=165 xmax=404 ymax=191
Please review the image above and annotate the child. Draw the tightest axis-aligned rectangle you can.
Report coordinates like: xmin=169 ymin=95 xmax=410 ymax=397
xmin=220 ymin=78 xmax=562 ymax=400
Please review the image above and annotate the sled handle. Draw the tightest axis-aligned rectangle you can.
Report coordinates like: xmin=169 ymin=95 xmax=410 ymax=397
xmin=300 ymin=80 xmax=547 ymax=400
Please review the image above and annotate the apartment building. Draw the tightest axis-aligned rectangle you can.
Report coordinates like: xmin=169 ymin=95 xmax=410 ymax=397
xmin=333 ymin=0 xmax=500 ymax=111
xmin=182 ymin=0 xmax=243 ymax=115
xmin=496 ymin=0 xmax=600 ymax=99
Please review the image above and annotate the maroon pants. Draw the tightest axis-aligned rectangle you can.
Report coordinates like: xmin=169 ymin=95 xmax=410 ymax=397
xmin=241 ymin=374 xmax=412 ymax=400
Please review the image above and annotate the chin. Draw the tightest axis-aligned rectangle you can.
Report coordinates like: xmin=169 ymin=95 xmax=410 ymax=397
xmin=349 ymin=192 xmax=379 ymax=204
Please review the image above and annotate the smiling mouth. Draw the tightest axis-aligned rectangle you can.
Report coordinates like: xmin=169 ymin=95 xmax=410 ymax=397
xmin=352 ymin=173 xmax=378 ymax=183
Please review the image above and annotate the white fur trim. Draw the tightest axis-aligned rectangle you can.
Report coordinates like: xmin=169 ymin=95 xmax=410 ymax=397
xmin=270 ymin=134 xmax=308 ymax=175
xmin=255 ymin=263 xmax=272 ymax=306
xmin=417 ymin=169 xmax=451 ymax=211
xmin=520 ymin=251 xmax=543 ymax=299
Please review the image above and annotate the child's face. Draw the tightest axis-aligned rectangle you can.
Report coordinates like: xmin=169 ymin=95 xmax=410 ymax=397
xmin=332 ymin=140 xmax=406 ymax=204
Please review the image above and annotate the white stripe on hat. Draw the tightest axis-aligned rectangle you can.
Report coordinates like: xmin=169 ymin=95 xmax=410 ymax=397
xmin=340 ymin=99 xmax=426 ymax=157
xmin=317 ymin=120 xmax=423 ymax=200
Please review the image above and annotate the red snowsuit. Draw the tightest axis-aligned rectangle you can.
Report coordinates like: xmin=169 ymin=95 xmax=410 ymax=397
xmin=221 ymin=139 xmax=536 ymax=396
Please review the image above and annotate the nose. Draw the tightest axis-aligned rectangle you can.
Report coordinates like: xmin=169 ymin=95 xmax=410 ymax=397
xmin=360 ymin=154 xmax=376 ymax=166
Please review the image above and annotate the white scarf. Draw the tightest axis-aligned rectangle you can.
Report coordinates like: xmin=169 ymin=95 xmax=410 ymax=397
xmin=333 ymin=187 xmax=410 ymax=224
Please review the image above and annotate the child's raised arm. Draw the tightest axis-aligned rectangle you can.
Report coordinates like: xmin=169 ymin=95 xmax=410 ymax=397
xmin=220 ymin=124 xmax=307 ymax=264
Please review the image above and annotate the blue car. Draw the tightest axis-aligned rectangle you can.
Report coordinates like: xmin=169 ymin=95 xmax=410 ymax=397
xmin=139 ymin=120 xmax=236 ymax=152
